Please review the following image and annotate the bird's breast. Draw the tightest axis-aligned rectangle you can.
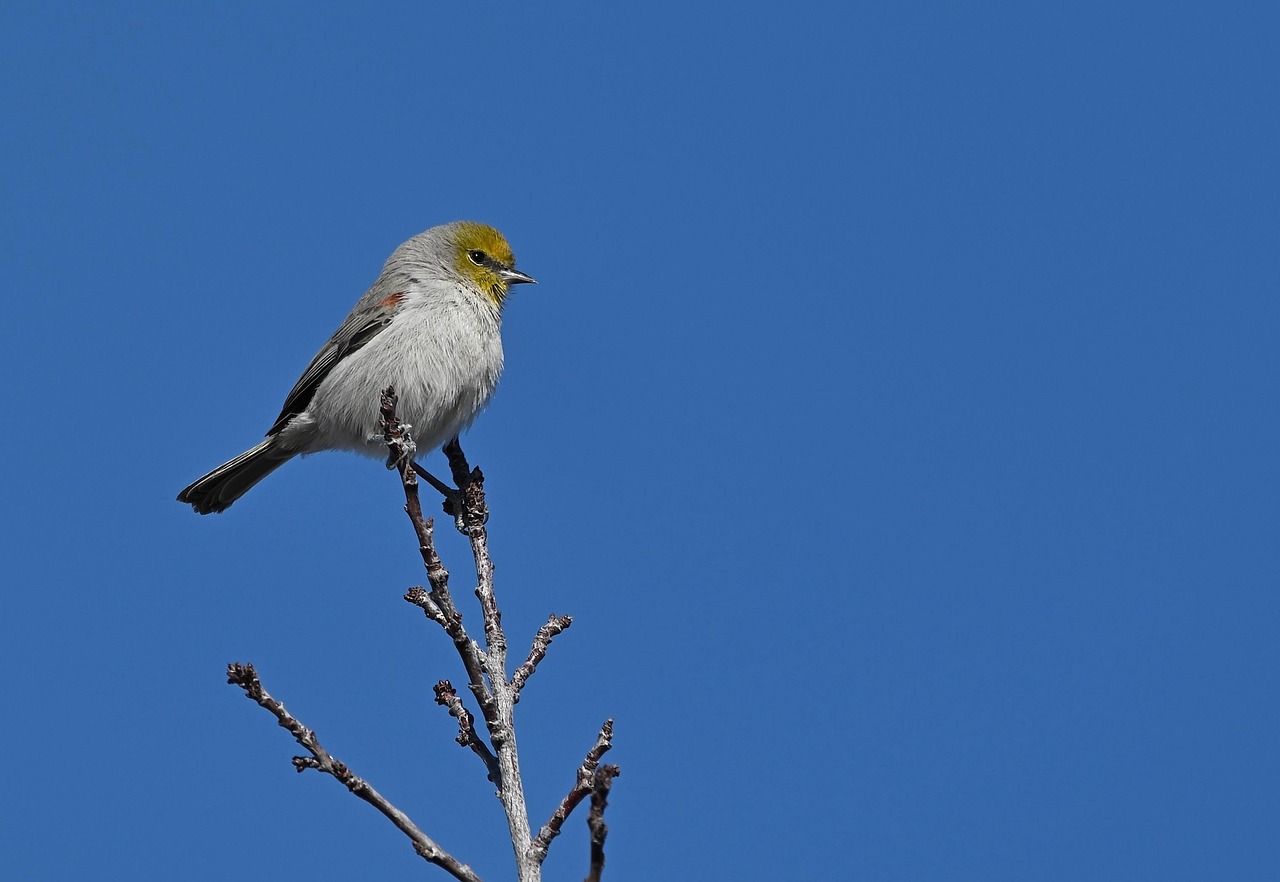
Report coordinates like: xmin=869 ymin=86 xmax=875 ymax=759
xmin=303 ymin=289 xmax=504 ymax=456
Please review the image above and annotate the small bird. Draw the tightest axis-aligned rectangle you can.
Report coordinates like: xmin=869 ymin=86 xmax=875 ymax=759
xmin=178 ymin=221 xmax=535 ymax=514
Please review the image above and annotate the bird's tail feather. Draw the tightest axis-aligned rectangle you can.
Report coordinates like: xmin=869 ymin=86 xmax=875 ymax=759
xmin=177 ymin=437 xmax=294 ymax=514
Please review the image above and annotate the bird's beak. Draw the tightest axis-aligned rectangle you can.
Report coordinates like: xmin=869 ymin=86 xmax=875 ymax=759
xmin=500 ymin=268 xmax=537 ymax=285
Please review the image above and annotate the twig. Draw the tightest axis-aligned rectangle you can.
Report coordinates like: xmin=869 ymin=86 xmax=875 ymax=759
xmin=403 ymin=577 xmax=493 ymax=722
xmin=584 ymin=765 xmax=620 ymax=882
xmin=226 ymin=663 xmax=483 ymax=882
xmin=531 ymin=720 xmax=614 ymax=862
xmin=434 ymin=680 xmax=501 ymax=784
xmin=512 ymin=615 xmax=573 ymax=698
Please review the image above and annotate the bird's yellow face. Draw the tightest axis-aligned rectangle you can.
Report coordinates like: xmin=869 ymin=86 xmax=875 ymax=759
xmin=452 ymin=222 xmax=527 ymax=307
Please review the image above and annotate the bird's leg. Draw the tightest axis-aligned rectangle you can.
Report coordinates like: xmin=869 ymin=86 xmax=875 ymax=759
xmin=384 ymin=444 xmax=413 ymax=472
xmin=379 ymin=387 xmax=418 ymax=473
xmin=411 ymin=461 xmax=463 ymax=513
xmin=380 ymin=390 xmax=465 ymax=520
xmin=442 ymin=437 xmax=470 ymax=488
xmin=441 ymin=437 xmax=488 ymax=528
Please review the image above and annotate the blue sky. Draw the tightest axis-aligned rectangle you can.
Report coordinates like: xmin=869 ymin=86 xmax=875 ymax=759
xmin=3 ymin=2 xmax=1278 ymax=879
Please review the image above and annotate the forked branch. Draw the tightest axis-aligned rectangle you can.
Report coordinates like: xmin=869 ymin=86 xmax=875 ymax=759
xmin=226 ymin=387 xmax=618 ymax=882
xmin=531 ymin=719 xmax=615 ymax=861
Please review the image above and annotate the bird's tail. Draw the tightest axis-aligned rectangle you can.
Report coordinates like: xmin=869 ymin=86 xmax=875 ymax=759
xmin=177 ymin=437 xmax=295 ymax=514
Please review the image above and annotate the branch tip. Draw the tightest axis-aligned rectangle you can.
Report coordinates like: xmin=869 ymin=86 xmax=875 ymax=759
xmin=531 ymin=718 xmax=618 ymax=863
xmin=584 ymin=764 xmax=619 ymax=882
xmin=512 ymin=614 xmax=574 ymax=695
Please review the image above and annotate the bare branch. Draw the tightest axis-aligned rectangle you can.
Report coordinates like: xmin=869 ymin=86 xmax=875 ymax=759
xmin=433 ymin=680 xmax=501 ymax=783
xmin=226 ymin=663 xmax=483 ymax=882
xmin=227 ymin=388 xmax=620 ymax=882
xmin=457 ymin=461 xmax=536 ymax=877
xmin=531 ymin=720 xmax=615 ymax=862
xmin=403 ymin=585 xmax=446 ymax=626
xmin=584 ymin=765 xmax=620 ymax=882
xmin=384 ymin=391 xmax=494 ymax=719
xmin=403 ymin=580 xmax=493 ymax=721
xmin=512 ymin=615 xmax=574 ymax=698
xmin=388 ymin=395 xmax=536 ymax=879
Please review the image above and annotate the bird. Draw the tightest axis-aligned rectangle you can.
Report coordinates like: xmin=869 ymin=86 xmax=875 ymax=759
xmin=177 ymin=221 xmax=535 ymax=514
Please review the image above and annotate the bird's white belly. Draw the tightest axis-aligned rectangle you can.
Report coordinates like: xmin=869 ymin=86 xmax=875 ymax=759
xmin=288 ymin=298 xmax=503 ymax=458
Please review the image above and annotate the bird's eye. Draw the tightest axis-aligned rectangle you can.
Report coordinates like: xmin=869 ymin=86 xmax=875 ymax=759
xmin=467 ymin=250 xmax=487 ymax=265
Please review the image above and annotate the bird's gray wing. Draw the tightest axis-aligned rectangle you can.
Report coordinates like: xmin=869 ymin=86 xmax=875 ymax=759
xmin=266 ymin=298 xmax=400 ymax=436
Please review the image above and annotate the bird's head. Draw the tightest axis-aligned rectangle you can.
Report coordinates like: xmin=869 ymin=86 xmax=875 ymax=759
xmin=450 ymin=221 xmax=536 ymax=307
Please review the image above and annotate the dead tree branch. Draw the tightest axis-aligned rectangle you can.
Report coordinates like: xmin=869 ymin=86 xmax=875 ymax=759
xmin=226 ymin=387 xmax=618 ymax=882
xmin=385 ymin=390 xmax=537 ymax=879
xmin=434 ymin=679 xmax=501 ymax=783
xmin=584 ymin=765 xmax=620 ymax=882
xmin=531 ymin=719 xmax=615 ymax=862
xmin=512 ymin=615 xmax=574 ymax=698
xmin=226 ymin=663 xmax=483 ymax=882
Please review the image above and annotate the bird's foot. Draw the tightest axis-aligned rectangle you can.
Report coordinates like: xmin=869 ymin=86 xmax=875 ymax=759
xmin=412 ymin=461 xmax=489 ymax=528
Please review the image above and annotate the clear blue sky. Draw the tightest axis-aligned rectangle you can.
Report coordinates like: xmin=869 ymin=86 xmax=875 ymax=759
xmin=3 ymin=2 xmax=1277 ymax=879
